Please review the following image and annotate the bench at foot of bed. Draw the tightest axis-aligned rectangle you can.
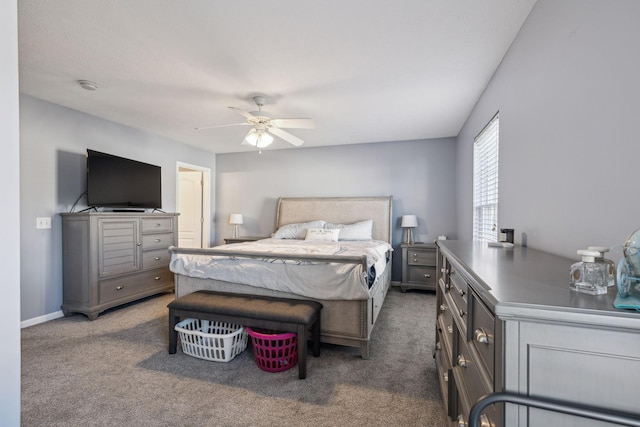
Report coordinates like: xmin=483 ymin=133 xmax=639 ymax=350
xmin=167 ymin=290 xmax=322 ymax=379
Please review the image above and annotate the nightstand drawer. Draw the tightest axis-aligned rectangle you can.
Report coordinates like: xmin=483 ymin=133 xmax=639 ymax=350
xmin=407 ymin=250 xmax=436 ymax=265
xmin=407 ymin=266 xmax=436 ymax=285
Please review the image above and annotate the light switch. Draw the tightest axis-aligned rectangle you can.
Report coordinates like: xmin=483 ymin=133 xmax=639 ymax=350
xmin=36 ymin=217 xmax=51 ymax=229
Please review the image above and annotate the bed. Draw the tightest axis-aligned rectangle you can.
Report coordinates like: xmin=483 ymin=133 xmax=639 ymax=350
xmin=168 ymin=196 xmax=393 ymax=359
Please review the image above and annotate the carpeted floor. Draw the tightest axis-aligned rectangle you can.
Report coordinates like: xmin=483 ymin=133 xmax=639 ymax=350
xmin=21 ymin=287 xmax=448 ymax=426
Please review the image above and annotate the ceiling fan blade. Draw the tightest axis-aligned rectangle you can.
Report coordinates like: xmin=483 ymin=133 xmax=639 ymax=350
xmin=195 ymin=122 xmax=250 ymax=130
xmin=268 ymin=126 xmax=304 ymax=146
xmin=228 ymin=106 xmax=256 ymax=120
xmin=270 ymin=118 xmax=315 ymax=129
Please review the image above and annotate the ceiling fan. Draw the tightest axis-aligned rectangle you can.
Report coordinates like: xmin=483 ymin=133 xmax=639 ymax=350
xmin=196 ymin=96 xmax=314 ymax=148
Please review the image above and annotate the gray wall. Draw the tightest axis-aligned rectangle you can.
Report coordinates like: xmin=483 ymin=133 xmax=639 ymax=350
xmin=20 ymin=95 xmax=216 ymax=322
xmin=215 ymin=138 xmax=457 ymax=281
xmin=2 ymin=0 xmax=21 ymax=424
xmin=456 ymin=0 xmax=640 ymax=262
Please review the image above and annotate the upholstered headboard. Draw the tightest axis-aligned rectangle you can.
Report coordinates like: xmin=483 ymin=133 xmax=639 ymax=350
xmin=275 ymin=196 xmax=393 ymax=243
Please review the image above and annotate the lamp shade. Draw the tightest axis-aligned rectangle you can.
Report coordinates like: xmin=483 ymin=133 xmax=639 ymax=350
xmin=229 ymin=214 xmax=243 ymax=225
xmin=401 ymin=215 xmax=418 ymax=228
xmin=244 ymin=129 xmax=274 ymax=148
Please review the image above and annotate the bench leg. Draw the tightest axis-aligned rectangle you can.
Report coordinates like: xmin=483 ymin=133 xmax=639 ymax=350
xmin=168 ymin=310 xmax=179 ymax=354
xmin=311 ymin=317 xmax=320 ymax=357
xmin=297 ymin=324 xmax=307 ymax=379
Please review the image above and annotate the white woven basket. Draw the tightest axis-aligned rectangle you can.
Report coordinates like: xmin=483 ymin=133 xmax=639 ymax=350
xmin=174 ymin=318 xmax=247 ymax=362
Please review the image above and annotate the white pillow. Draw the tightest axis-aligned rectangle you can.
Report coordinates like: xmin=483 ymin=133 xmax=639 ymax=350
xmin=325 ymin=219 xmax=373 ymax=241
xmin=272 ymin=220 xmax=326 ymax=239
xmin=305 ymin=228 xmax=340 ymax=242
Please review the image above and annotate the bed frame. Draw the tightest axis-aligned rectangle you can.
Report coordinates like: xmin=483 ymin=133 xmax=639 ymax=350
xmin=169 ymin=196 xmax=393 ymax=359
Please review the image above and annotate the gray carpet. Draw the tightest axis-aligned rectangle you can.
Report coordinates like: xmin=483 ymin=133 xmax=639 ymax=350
xmin=21 ymin=287 xmax=448 ymax=426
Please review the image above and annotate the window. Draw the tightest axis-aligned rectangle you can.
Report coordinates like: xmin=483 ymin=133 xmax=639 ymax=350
xmin=473 ymin=113 xmax=499 ymax=242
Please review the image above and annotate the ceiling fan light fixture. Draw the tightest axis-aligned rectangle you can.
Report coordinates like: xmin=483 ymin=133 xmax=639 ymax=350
xmin=244 ymin=129 xmax=273 ymax=148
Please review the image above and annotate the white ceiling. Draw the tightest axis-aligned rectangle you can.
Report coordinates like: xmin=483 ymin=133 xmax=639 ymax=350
xmin=18 ymin=0 xmax=537 ymax=154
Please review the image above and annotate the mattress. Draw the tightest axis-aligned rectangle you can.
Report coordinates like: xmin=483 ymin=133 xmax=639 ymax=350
xmin=169 ymin=238 xmax=392 ymax=301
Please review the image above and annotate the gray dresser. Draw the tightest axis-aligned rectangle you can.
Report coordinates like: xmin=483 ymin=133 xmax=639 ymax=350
xmin=435 ymin=240 xmax=640 ymax=427
xmin=61 ymin=212 xmax=178 ymax=320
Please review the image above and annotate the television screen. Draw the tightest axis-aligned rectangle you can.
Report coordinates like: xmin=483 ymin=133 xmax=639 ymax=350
xmin=86 ymin=150 xmax=162 ymax=209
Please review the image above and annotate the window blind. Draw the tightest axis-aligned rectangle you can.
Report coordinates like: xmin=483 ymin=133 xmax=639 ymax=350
xmin=473 ymin=113 xmax=499 ymax=242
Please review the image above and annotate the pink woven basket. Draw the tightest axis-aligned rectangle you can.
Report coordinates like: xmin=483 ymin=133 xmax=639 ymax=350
xmin=246 ymin=327 xmax=297 ymax=373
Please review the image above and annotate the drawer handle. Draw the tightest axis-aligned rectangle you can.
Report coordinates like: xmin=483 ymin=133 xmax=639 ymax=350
xmin=436 ymin=342 xmax=441 ymax=350
xmin=446 ymin=325 xmax=453 ymax=334
xmin=154 ymin=276 xmax=161 ymax=281
xmin=457 ymin=354 xmax=468 ymax=368
xmin=115 ymin=285 xmax=124 ymax=290
xmin=479 ymin=414 xmax=493 ymax=427
xmin=440 ymin=268 xmax=449 ymax=274
xmin=424 ymin=274 xmax=431 ymax=278
xmin=154 ymin=256 xmax=161 ymax=261
xmin=439 ymin=304 xmax=447 ymax=311
xmin=154 ymin=238 xmax=162 ymax=243
xmin=459 ymin=308 xmax=465 ymax=317
xmin=443 ymin=372 xmax=448 ymax=382
xmin=155 ymin=223 xmax=161 ymax=227
xmin=474 ymin=328 xmax=489 ymax=344
xmin=445 ymin=283 xmax=451 ymax=291
xmin=457 ymin=414 xmax=467 ymax=427
xmin=137 ymin=242 xmax=142 ymax=246
xmin=458 ymin=288 xmax=465 ymax=297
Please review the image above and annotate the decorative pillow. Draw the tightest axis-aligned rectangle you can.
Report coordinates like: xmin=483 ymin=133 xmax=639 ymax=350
xmin=325 ymin=219 xmax=373 ymax=241
xmin=305 ymin=228 xmax=340 ymax=242
xmin=272 ymin=220 xmax=326 ymax=239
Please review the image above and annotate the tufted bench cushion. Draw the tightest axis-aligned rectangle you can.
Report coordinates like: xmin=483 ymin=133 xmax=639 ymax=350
xmin=168 ymin=290 xmax=322 ymax=379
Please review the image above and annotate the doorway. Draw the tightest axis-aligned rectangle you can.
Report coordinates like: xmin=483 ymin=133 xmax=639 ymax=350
xmin=176 ymin=162 xmax=211 ymax=248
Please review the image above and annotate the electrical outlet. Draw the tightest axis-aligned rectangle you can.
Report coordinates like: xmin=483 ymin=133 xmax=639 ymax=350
xmin=36 ymin=217 xmax=51 ymax=229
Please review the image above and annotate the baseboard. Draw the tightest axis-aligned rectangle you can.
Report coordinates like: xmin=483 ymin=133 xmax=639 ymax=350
xmin=390 ymin=280 xmax=401 ymax=287
xmin=21 ymin=310 xmax=65 ymax=329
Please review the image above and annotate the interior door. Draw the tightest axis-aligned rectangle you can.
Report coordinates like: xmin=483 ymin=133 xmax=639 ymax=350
xmin=178 ymin=170 xmax=203 ymax=248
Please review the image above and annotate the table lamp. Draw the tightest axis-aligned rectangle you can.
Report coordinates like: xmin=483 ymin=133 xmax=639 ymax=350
xmin=401 ymin=214 xmax=418 ymax=244
xmin=229 ymin=214 xmax=243 ymax=238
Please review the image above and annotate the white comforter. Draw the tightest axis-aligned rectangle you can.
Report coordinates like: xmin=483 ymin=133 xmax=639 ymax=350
xmin=169 ymin=239 xmax=392 ymax=300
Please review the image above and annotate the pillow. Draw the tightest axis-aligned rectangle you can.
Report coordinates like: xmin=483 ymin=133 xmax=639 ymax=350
xmin=272 ymin=220 xmax=326 ymax=239
xmin=325 ymin=219 xmax=373 ymax=241
xmin=305 ymin=228 xmax=340 ymax=242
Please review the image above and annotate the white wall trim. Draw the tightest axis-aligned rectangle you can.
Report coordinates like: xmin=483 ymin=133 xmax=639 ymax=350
xmin=21 ymin=310 xmax=65 ymax=329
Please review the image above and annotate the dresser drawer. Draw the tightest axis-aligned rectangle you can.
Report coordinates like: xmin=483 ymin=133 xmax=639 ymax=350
xmin=142 ymin=233 xmax=173 ymax=250
xmin=407 ymin=249 xmax=436 ymax=265
xmin=142 ymin=248 xmax=170 ymax=270
xmin=453 ymin=333 xmax=492 ymax=417
xmin=98 ymin=268 xmax=172 ymax=304
xmin=141 ymin=217 xmax=173 ymax=233
xmin=434 ymin=346 xmax=452 ymax=417
xmin=407 ymin=266 xmax=437 ymax=285
xmin=449 ymin=268 xmax=469 ymax=326
xmin=470 ymin=292 xmax=495 ymax=377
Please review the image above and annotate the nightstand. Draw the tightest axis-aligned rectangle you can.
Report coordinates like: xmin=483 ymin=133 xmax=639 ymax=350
xmin=223 ymin=236 xmax=268 ymax=244
xmin=400 ymin=242 xmax=437 ymax=292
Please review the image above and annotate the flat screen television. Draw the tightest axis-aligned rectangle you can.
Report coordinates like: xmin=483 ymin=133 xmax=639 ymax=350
xmin=86 ymin=149 xmax=162 ymax=209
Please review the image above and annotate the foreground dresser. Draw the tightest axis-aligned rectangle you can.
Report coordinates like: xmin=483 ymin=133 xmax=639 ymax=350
xmin=435 ymin=240 xmax=640 ymax=427
xmin=61 ymin=212 xmax=178 ymax=320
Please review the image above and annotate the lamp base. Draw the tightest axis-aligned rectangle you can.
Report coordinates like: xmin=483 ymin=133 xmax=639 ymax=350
xmin=233 ymin=225 xmax=239 ymax=238
xmin=405 ymin=228 xmax=414 ymax=245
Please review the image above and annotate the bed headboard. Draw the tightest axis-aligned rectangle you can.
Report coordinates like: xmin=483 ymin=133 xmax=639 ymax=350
xmin=275 ymin=196 xmax=393 ymax=243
